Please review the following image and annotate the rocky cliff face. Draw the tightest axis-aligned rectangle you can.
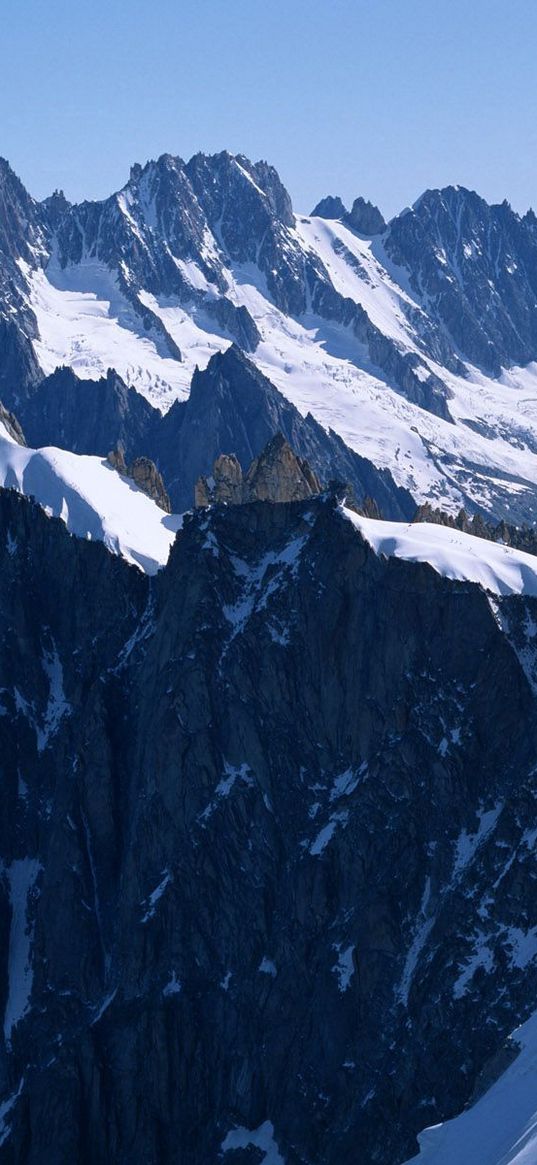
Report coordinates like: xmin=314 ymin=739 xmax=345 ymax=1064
xmin=243 ymin=433 xmax=321 ymax=502
xmin=18 ymin=366 xmax=154 ymax=459
xmin=2 ymin=488 xmax=537 ymax=1163
xmin=384 ymin=186 xmax=537 ymax=373
xmin=128 ymin=456 xmax=171 ymax=512
xmin=195 ymin=433 xmax=321 ymax=507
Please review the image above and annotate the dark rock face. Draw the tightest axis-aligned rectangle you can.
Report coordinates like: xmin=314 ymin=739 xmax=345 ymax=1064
xmin=148 ymin=346 xmax=414 ymax=518
xmin=0 ymin=318 xmax=42 ymax=414
xmin=385 ymin=186 xmax=537 ymax=373
xmin=0 ymin=161 xmax=47 ymax=410
xmin=311 ymin=195 xmax=348 ymax=220
xmin=2 ymin=490 xmax=537 ymax=1163
xmin=0 ymin=158 xmax=48 ymax=268
xmin=346 ymin=197 xmax=386 ymax=236
xmin=18 ymin=366 xmax=155 ymax=461
xmin=195 ymin=433 xmax=322 ymax=506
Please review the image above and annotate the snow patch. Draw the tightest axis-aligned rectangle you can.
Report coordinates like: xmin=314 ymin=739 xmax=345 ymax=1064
xmin=25 ymin=259 xmax=187 ymax=409
xmin=399 ymin=877 xmax=435 ymax=1007
xmin=37 ymin=641 xmax=71 ymax=751
xmin=0 ymin=1079 xmax=24 ymax=1148
xmin=141 ymin=871 xmax=172 ymax=923
xmin=0 ymin=425 xmax=182 ymax=574
xmin=310 ymin=810 xmax=349 ymax=856
xmin=163 ymin=972 xmax=182 ymax=997
xmin=259 ymin=957 xmax=277 ymax=977
xmin=332 ymin=944 xmax=355 ymax=992
xmin=222 ymin=1120 xmax=285 ymax=1163
xmin=199 ymin=762 xmax=254 ymax=822
xmin=329 ymin=763 xmax=366 ymax=802
xmin=453 ymin=932 xmax=495 ymax=999
xmin=3 ymin=859 xmax=41 ymax=1046
xmin=453 ymin=806 xmax=502 ymax=877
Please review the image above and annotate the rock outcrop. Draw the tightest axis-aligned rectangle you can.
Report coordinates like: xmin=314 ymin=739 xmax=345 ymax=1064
xmin=194 ymin=452 xmax=243 ymax=507
xmin=384 ymin=186 xmax=537 ymax=374
xmin=195 ymin=432 xmax=322 ymax=507
xmin=244 ymin=432 xmax=321 ymax=502
xmin=107 ymin=446 xmax=171 ymax=512
xmin=311 ymin=194 xmax=348 ymax=220
xmin=128 ymin=456 xmax=171 ymax=512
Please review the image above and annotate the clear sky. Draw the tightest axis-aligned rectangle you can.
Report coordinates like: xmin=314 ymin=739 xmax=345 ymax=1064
xmin=2 ymin=0 xmax=537 ymax=220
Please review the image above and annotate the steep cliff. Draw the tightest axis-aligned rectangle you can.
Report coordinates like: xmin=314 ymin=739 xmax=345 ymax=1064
xmin=2 ymin=490 xmax=537 ymax=1163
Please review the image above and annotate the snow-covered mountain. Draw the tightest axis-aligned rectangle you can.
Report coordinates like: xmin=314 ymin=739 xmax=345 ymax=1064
xmin=5 ymin=151 xmax=537 ymax=524
xmin=5 ymin=149 xmax=537 ymax=1165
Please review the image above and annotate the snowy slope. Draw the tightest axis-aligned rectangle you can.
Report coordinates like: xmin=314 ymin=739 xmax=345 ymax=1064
xmin=342 ymin=506 xmax=537 ymax=597
xmin=404 ymin=1011 xmax=537 ymax=1165
xmin=0 ymin=423 xmax=181 ymax=573
xmin=294 ymin=214 xmax=422 ymax=347
xmin=21 ymin=259 xmax=193 ymax=409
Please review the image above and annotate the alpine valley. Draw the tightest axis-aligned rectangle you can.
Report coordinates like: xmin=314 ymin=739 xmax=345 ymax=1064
xmin=3 ymin=150 xmax=537 ymax=1164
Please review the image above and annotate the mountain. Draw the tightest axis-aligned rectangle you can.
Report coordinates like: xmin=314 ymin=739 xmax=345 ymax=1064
xmin=312 ymin=193 xmax=387 ymax=236
xmin=145 ymin=346 xmax=415 ymax=515
xmin=5 ymin=147 xmax=537 ymax=1163
xmin=3 ymin=152 xmax=537 ymax=523
xmin=2 ymin=490 xmax=537 ymax=1163
xmin=384 ymin=187 xmax=537 ymax=374
xmin=14 ymin=346 xmax=414 ymax=517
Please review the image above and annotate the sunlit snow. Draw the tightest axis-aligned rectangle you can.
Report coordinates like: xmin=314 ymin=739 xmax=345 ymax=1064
xmin=0 ymin=422 xmax=181 ymax=573
xmin=404 ymin=1010 xmax=537 ymax=1165
xmin=343 ymin=508 xmax=537 ymax=597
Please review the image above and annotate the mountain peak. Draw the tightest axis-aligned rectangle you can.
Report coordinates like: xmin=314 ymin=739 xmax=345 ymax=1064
xmin=311 ymin=195 xmax=348 ymax=219
xmin=346 ymin=196 xmax=386 ymax=235
xmin=194 ymin=430 xmax=321 ymax=507
xmin=311 ymin=192 xmax=385 ymax=234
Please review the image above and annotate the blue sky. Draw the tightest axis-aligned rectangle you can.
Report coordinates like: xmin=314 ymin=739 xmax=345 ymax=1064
xmin=2 ymin=0 xmax=536 ymax=219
